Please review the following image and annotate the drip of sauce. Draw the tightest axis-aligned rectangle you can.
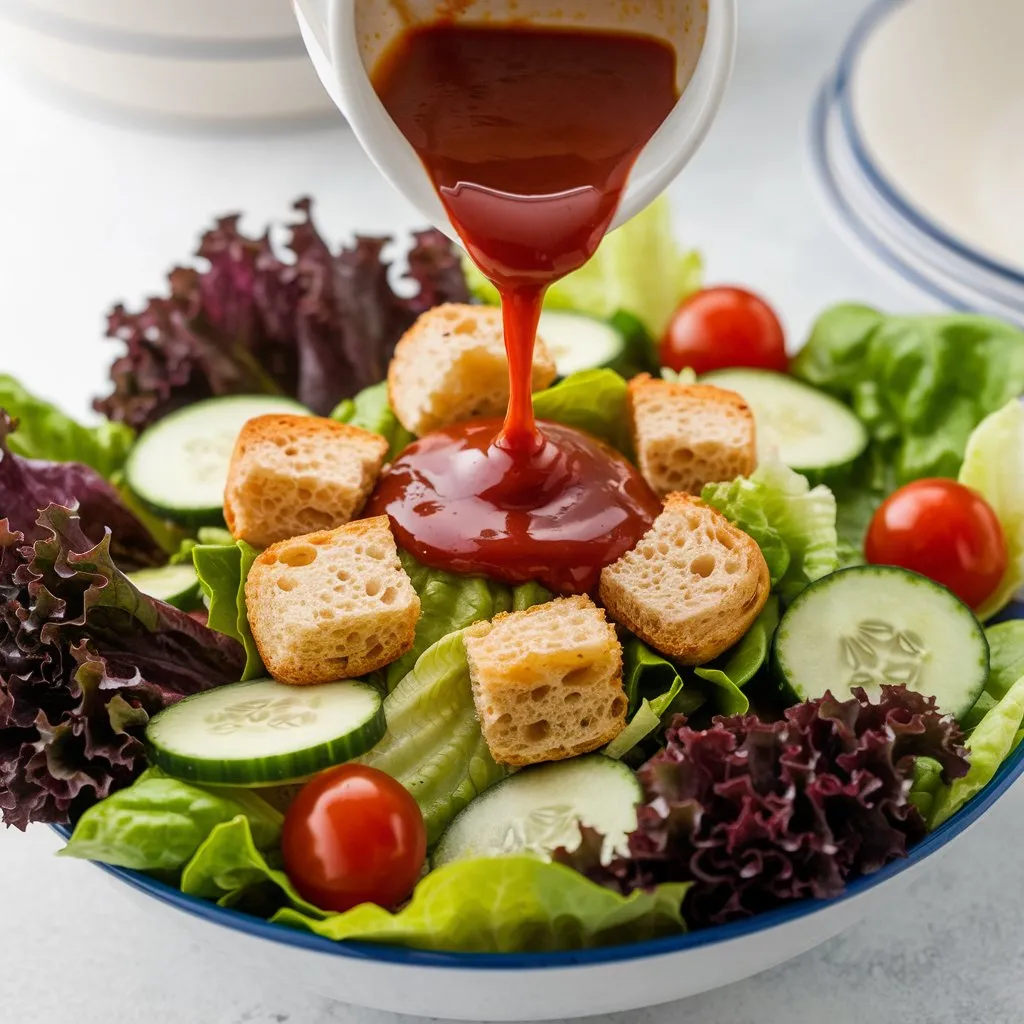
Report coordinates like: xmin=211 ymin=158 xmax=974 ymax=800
xmin=367 ymin=23 xmax=679 ymax=592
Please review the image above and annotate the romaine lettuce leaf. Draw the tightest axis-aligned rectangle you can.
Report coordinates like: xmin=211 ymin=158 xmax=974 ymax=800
xmin=464 ymin=195 xmax=702 ymax=342
xmin=359 ymin=631 xmax=507 ymax=844
xmin=702 ymin=461 xmax=839 ymax=603
xmin=274 ymin=856 xmax=688 ymax=953
xmin=0 ymin=374 xmax=134 ymax=478
xmin=332 ymin=380 xmax=415 ymax=461
xmin=192 ymin=540 xmax=264 ymax=680
xmin=792 ymin=305 xmax=1024 ymax=485
xmin=694 ymin=597 xmax=780 ymax=715
xmin=958 ymin=399 xmax=1024 ymax=620
xmin=929 ymin=673 xmax=1024 ymax=829
xmin=61 ymin=770 xmax=282 ymax=874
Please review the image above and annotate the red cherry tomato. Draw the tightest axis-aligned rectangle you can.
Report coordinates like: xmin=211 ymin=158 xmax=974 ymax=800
xmin=281 ymin=764 xmax=426 ymax=913
xmin=865 ymin=479 xmax=1007 ymax=610
xmin=660 ymin=286 xmax=788 ymax=376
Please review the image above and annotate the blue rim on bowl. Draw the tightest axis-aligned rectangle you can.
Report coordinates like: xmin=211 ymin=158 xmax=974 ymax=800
xmin=51 ymin=608 xmax=1024 ymax=971
xmin=809 ymin=76 xmax=1024 ymax=326
xmin=834 ymin=0 xmax=1024 ymax=289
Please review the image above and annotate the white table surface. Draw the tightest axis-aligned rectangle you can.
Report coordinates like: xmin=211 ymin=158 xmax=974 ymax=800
xmin=6 ymin=1 xmax=1021 ymax=1022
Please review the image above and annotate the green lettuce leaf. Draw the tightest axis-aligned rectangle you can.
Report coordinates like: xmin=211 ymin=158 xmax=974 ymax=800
xmin=702 ymin=461 xmax=839 ymax=602
xmin=909 ymin=757 xmax=943 ymax=820
xmin=0 ymin=374 xmax=135 ymax=478
xmin=273 ymin=856 xmax=688 ymax=953
xmin=958 ymin=400 xmax=1024 ymax=620
xmin=192 ymin=540 xmax=263 ymax=680
xmin=389 ymin=552 xmax=551 ymax=691
xmin=792 ymin=305 xmax=1024 ymax=485
xmin=962 ymin=621 xmax=1024 ymax=731
xmin=929 ymin=673 xmax=1024 ymax=829
xmin=606 ymin=639 xmax=705 ymax=760
xmin=464 ymin=196 xmax=702 ymax=342
xmin=60 ymin=770 xmax=282 ymax=874
xmin=360 ymin=631 xmax=507 ymax=844
xmin=533 ymin=369 xmax=631 ymax=453
xmin=694 ymin=597 xmax=780 ymax=715
xmin=181 ymin=816 xmax=325 ymax=918
xmin=332 ymin=380 xmax=415 ymax=460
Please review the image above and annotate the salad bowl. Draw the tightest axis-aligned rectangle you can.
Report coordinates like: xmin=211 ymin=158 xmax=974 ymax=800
xmin=62 ymin=708 xmax=1024 ymax=1021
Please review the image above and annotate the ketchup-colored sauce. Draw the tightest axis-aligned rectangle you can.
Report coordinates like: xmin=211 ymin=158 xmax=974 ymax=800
xmin=366 ymin=420 xmax=663 ymax=593
xmin=370 ymin=24 xmax=678 ymax=592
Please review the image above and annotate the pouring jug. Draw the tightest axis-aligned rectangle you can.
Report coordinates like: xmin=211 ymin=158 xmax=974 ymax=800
xmin=293 ymin=0 xmax=737 ymax=241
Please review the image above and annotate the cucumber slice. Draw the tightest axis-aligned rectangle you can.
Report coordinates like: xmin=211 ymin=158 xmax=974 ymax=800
xmin=773 ymin=566 xmax=988 ymax=720
xmin=125 ymin=395 xmax=308 ymax=525
xmin=700 ymin=369 xmax=868 ymax=475
xmin=127 ymin=563 xmax=202 ymax=611
xmin=539 ymin=311 xmax=629 ymax=378
xmin=433 ymin=755 xmax=641 ymax=867
xmin=146 ymin=678 xmax=385 ymax=786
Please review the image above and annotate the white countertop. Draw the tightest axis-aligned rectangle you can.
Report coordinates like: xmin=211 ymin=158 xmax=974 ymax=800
xmin=6 ymin=1 xmax=1021 ymax=1022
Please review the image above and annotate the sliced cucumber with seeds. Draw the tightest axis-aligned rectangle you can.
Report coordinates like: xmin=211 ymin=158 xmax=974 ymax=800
xmin=700 ymin=369 xmax=868 ymax=476
xmin=433 ymin=755 xmax=641 ymax=868
xmin=773 ymin=566 xmax=988 ymax=720
xmin=125 ymin=395 xmax=308 ymax=526
xmin=146 ymin=678 xmax=385 ymax=786
xmin=127 ymin=563 xmax=202 ymax=611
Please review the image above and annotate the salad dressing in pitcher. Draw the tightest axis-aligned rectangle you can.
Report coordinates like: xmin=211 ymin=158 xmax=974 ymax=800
xmin=367 ymin=22 xmax=679 ymax=591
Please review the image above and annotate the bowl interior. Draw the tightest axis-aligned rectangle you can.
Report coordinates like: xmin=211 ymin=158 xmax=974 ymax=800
xmin=849 ymin=0 xmax=1024 ymax=273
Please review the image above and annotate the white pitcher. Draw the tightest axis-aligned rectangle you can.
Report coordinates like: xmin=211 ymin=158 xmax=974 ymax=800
xmin=293 ymin=0 xmax=738 ymax=242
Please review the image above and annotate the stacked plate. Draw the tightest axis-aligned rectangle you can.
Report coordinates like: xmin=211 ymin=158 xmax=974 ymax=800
xmin=0 ymin=0 xmax=337 ymax=129
xmin=810 ymin=0 xmax=1024 ymax=322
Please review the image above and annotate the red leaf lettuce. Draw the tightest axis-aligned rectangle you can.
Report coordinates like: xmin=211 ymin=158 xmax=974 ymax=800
xmin=0 ymin=507 xmax=246 ymax=829
xmin=95 ymin=198 xmax=469 ymax=430
xmin=555 ymin=687 xmax=969 ymax=927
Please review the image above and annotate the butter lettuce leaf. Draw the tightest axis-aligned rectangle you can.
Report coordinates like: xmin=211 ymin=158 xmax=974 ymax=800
xmin=192 ymin=540 xmax=263 ymax=680
xmin=702 ymin=461 xmax=839 ymax=603
xmin=958 ymin=399 xmax=1024 ymax=620
xmin=930 ymin=673 xmax=1024 ymax=829
xmin=464 ymin=195 xmax=702 ymax=342
xmin=695 ymin=597 xmax=780 ymax=715
xmin=274 ymin=856 xmax=688 ymax=953
xmin=792 ymin=305 xmax=1024 ymax=485
xmin=0 ymin=374 xmax=134 ymax=478
xmin=61 ymin=770 xmax=282 ymax=874
xmin=962 ymin=621 xmax=1024 ymax=731
xmin=332 ymin=380 xmax=414 ymax=461
xmin=533 ymin=369 xmax=631 ymax=453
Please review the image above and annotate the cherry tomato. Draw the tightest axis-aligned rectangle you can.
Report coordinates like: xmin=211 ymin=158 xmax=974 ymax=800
xmin=281 ymin=764 xmax=426 ymax=913
xmin=865 ymin=479 xmax=1007 ymax=610
xmin=660 ymin=286 xmax=788 ymax=375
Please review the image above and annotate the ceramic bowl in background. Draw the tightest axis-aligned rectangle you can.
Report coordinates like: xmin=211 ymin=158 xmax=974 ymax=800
xmin=1 ymin=0 xmax=336 ymax=129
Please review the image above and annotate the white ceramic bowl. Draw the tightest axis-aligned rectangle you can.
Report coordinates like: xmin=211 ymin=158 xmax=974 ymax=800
xmin=809 ymin=77 xmax=1024 ymax=325
xmin=844 ymin=0 xmax=1024 ymax=278
xmin=2 ymin=0 xmax=336 ymax=127
xmin=61 ymin=599 xmax=1024 ymax=1020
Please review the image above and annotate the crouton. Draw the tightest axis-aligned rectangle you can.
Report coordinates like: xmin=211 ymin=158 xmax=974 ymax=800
xmin=628 ymin=375 xmax=757 ymax=497
xmin=599 ymin=493 xmax=770 ymax=665
xmin=245 ymin=516 xmax=419 ymax=685
xmin=463 ymin=596 xmax=626 ymax=767
xmin=224 ymin=415 xmax=388 ymax=549
xmin=387 ymin=303 xmax=558 ymax=436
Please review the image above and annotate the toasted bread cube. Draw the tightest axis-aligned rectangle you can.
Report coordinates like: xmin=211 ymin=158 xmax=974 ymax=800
xmin=464 ymin=596 xmax=626 ymax=767
xmin=224 ymin=415 xmax=388 ymax=549
xmin=387 ymin=303 xmax=557 ymax=436
xmin=629 ymin=375 xmax=757 ymax=497
xmin=245 ymin=517 xmax=419 ymax=685
xmin=600 ymin=493 xmax=770 ymax=665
